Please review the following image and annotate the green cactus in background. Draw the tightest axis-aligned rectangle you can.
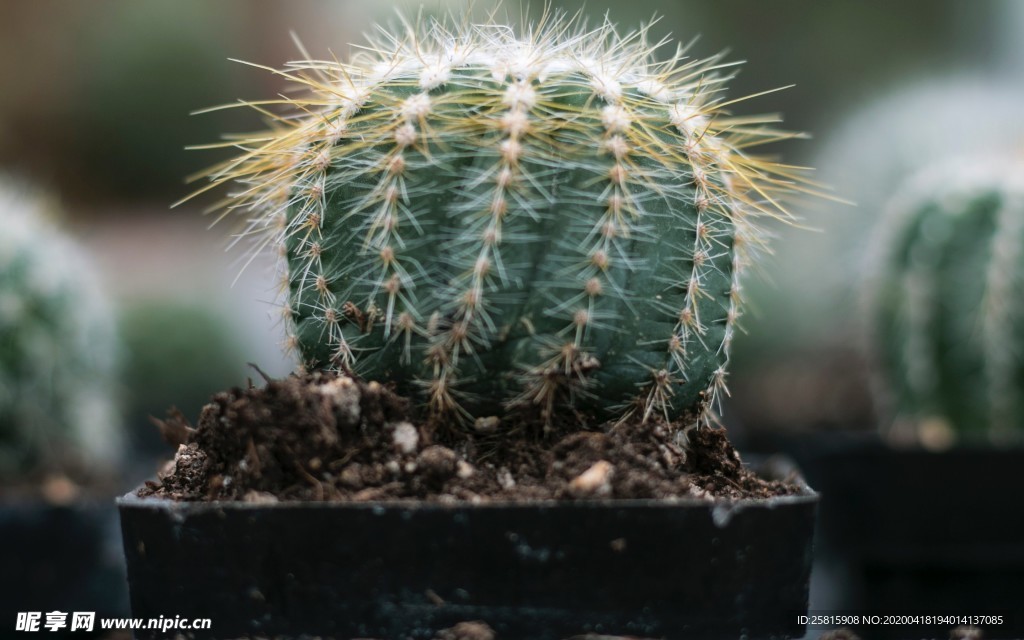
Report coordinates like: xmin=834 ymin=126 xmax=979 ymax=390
xmin=195 ymin=13 xmax=807 ymax=427
xmin=868 ymin=161 xmax=1024 ymax=443
xmin=0 ymin=181 xmax=123 ymax=474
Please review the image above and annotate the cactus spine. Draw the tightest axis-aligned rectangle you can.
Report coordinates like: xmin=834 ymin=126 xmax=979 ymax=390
xmin=868 ymin=162 xmax=1024 ymax=442
xmin=0 ymin=181 xmax=122 ymax=473
xmin=197 ymin=14 xmax=804 ymax=427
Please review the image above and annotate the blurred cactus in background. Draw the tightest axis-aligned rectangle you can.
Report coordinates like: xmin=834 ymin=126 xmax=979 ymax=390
xmin=867 ymin=161 xmax=1024 ymax=444
xmin=196 ymin=12 xmax=808 ymax=428
xmin=119 ymin=300 xmax=247 ymax=455
xmin=0 ymin=181 xmax=122 ymax=475
xmin=729 ymin=77 xmax=1024 ymax=436
xmin=765 ymin=77 xmax=1024 ymax=351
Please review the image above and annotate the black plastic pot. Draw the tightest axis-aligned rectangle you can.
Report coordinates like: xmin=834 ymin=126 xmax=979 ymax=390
xmin=0 ymin=501 xmax=129 ymax=636
xmin=772 ymin=433 xmax=1024 ymax=640
xmin=118 ymin=459 xmax=817 ymax=640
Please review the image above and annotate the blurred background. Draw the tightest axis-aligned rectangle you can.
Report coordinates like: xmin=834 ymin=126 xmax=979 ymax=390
xmin=2 ymin=0 xmax=1021 ymax=461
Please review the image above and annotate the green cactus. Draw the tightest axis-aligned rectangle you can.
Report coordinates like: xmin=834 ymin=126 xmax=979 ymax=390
xmin=196 ymin=14 xmax=805 ymax=427
xmin=0 ymin=181 xmax=123 ymax=474
xmin=868 ymin=161 xmax=1024 ymax=442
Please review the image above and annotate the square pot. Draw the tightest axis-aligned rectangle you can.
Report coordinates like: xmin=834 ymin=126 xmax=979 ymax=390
xmin=118 ymin=458 xmax=817 ymax=639
xmin=0 ymin=501 xmax=129 ymax=635
xmin=776 ymin=433 xmax=1024 ymax=640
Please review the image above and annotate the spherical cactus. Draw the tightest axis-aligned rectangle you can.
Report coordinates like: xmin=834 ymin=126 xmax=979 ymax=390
xmin=198 ymin=14 xmax=802 ymax=427
xmin=0 ymin=181 xmax=123 ymax=474
xmin=867 ymin=161 xmax=1024 ymax=443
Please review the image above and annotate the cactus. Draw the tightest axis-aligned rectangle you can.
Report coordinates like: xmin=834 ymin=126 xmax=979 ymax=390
xmin=867 ymin=161 xmax=1024 ymax=442
xmin=0 ymin=181 xmax=123 ymax=473
xmin=196 ymin=13 xmax=805 ymax=427
xmin=772 ymin=78 xmax=1024 ymax=346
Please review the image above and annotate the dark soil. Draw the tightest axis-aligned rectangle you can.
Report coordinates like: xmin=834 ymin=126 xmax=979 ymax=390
xmin=434 ymin=621 xmax=496 ymax=640
xmin=818 ymin=630 xmax=861 ymax=640
xmin=817 ymin=626 xmax=985 ymax=640
xmin=139 ymin=370 xmax=803 ymax=503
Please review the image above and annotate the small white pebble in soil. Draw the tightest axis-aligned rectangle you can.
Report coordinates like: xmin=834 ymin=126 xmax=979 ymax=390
xmin=456 ymin=460 xmax=475 ymax=479
xmin=688 ymin=484 xmax=713 ymax=501
xmin=474 ymin=415 xmax=500 ymax=433
xmin=404 ymin=461 xmax=418 ymax=474
xmin=497 ymin=467 xmax=516 ymax=490
xmin=317 ymin=376 xmax=362 ymax=424
xmin=243 ymin=490 xmax=278 ymax=504
xmin=385 ymin=460 xmax=401 ymax=476
xmin=390 ymin=421 xmax=420 ymax=454
xmin=339 ymin=464 xmax=363 ymax=489
xmin=569 ymin=460 xmax=615 ymax=497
